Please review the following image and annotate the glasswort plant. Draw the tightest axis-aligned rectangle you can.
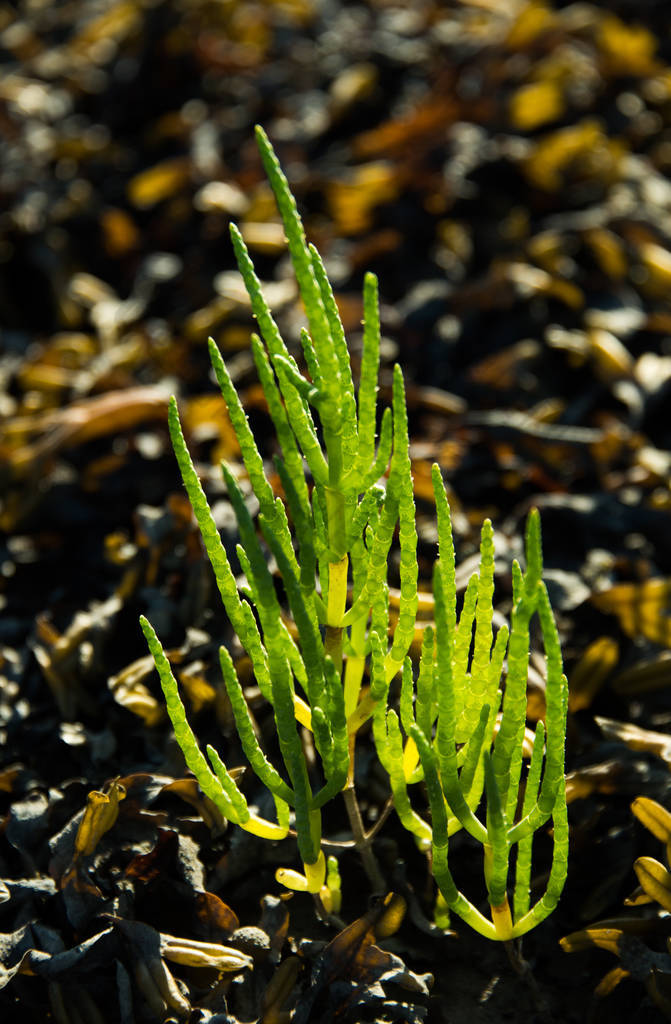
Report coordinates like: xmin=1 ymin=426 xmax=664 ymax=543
xmin=141 ymin=126 xmax=569 ymax=936
xmin=141 ymin=125 xmax=415 ymax=898
xmin=372 ymin=481 xmax=569 ymax=940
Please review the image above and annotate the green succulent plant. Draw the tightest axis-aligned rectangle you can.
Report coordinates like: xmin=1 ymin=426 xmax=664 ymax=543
xmin=141 ymin=126 xmax=569 ymax=938
xmin=373 ymin=492 xmax=569 ymax=939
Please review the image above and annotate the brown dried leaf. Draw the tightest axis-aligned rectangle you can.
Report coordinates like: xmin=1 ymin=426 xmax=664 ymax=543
xmin=353 ymin=96 xmax=458 ymax=161
xmin=194 ymin=891 xmax=239 ymax=938
xmin=125 ymin=827 xmax=180 ymax=884
xmin=161 ymin=778 xmax=228 ymax=833
xmin=308 ymin=893 xmax=406 ymax=989
xmin=261 ymin=955 xmax=301 ymax=1024
xmin=6 ymin=387 xmax=169 ymax=479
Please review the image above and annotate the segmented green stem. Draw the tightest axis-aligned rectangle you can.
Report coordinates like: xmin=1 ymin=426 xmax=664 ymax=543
xmin=144 ymin=127 xmax=568 ymax=937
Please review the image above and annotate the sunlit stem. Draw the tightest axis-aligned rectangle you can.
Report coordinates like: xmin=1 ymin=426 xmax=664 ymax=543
xmin=276 ymin=849 xmax=326 ymax=893
xmin=343 ymin=608 xmax=368 ymax=720
xmin=491 ymin=897 xmax=514 ymax=941
xmin=243 ymin=813 xmax=290 ymax=840
xmin=325 ymin=553 xmax=348 ymax=668
xmin=324 ymin=476 xmax=348 ymax=668
xmin=293 ymin=695 xmax=312 ymax=730
xmin=484 ymin=843 xmax=514 ymax=939
xmin=346 ymin=690 xmax=376 ymax=735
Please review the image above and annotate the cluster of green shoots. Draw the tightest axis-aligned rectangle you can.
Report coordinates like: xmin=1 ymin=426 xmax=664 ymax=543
xmin=140 ymin=127 xmax=569 ymax=941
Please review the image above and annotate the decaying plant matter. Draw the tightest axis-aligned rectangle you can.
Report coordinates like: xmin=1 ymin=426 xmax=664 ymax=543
xmin=562 ymin=797 xmax=671 ymax=1017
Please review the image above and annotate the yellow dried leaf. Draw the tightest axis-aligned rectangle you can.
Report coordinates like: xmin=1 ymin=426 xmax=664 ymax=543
xmin=75 ymin=778 xmax=126 ymax=857
xmin=218 ymin=324 xmax=256 ymax=352
xmin=527 ymin=230 xmax=565 ymax=274
xmin=588 ymin=328 xmax=634 ymax=381
xmin=101 ymin=208 xmax=140 ymax=257
xmin=184 ymin=298 xmax=235 ymax=341
xmin=598 ymin=16 xmax=657 ymax=76
xmin=595 ymin=966 xmax=630 ymax=997
xmin=161 ymin=935 xmax=252 ymax=972
xmin=568 ymin=636 xmax=619 ymax=712
xmin=623 ymin=886 xmax=653 ymax=907
xmin=565 ymin=761 xmax=621 ymax=803
xmin=127 ymin=158 xmax=191 ymax=209
xmin=180 ymin=393 xmax=240 ymax=463
xmin=634 ymin=857 xmax=671 ymax=913
xmin=326 ymin=163 xmax=401 ymax=235
xmin=69 ymin=1 xmax=140 ymax=55
xmin=134 ymin=954 xmax=190 ymax=1017
xmin=522 ymin=120 xmax=619 ymax=191
xmin=505 ymin=2 xmax=557 ymax=49
xmin=374 ymin=892 xmax=406 ymax=939
xmin=546 ymin=277 xmax=584 ymax=309
xmin=559 ymin=926 xmax=623 ymax=956
xmin=638 ymin=242 xmax=671 ymax=297
xmin=592 ymin=578 xmax=671 ymax=646
xmin=506 ymin=262 xmax=583 ymax=309
xmin=329 ymin=62 xmax=378 ymax=117
xmin=178 ymin=665 xmax=217 ymax=714
xmin=509 ymin=80 xmax=564 ymax=131
xmin=584 ymin=228 xmax=628 ymax=279
xmin=631 ymin=797 xmax=671 ymax=845
xmin=595 ymin=716 xmax=671 ymax=767
xmin=114 ymin=686 xmax=164 ymax=726
xmin=109 ymin=656 xmax=165 ymax=727
xmin=244 ymin=184 xmax=279 ymax=224
xmin=17 ymin=362 xmax=74 ymax=391
xmin=353 ymin=98 xmax=455 ymax=161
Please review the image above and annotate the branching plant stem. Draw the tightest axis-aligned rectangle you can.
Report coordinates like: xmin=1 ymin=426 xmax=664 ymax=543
xmin=143 ymin=125 xmax=569 ymax=942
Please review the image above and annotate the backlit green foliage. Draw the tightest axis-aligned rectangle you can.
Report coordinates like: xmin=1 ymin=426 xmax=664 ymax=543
xmin=373 ymin=483 xmax=569 ymax=939
xmin=141 ymin=127 xmax=569 ymax=933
